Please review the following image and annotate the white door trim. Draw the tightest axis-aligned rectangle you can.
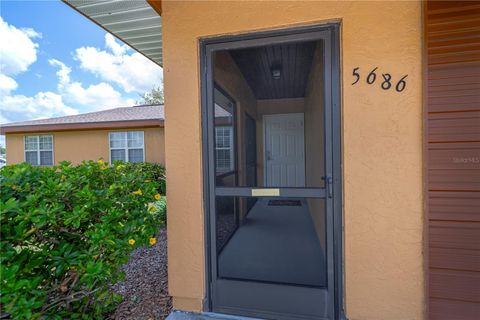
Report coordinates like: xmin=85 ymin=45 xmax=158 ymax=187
xmin=263 ymin=113 xmax=305 ymax=187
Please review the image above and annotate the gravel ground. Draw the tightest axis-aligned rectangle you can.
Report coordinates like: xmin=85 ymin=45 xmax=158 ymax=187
xmin=216 ymin=212 xmax=236 ymax=250
xmin=111 ymin=228 xmax=172 ymax=320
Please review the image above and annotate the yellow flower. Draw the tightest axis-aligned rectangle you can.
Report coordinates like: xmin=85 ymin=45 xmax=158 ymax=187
xmin=148 ymin=205 xmax=157 ymax=213
xmin=128 ymin=239 xmax=136 ymax=245
xmin=154 ymin=193 xmax=161 ymax=201
xmin=100 ymin=166 xmax=108 ymax=170
xmin=149 ymin=237 xmax=157 ymax=246
xmin=97 ymin=159 xmax=105 ymax=165
xmin=132 ymin=189 xmax=142 ymax=195
xmin=60 ymin=174 xmax=65 ymax=180
xmin=144 ymin=179 xmax=151 ymax=183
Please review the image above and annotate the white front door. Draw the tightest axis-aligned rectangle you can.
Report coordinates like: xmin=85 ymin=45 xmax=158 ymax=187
xmin=264 ymin=113 xmax=305 ymax=187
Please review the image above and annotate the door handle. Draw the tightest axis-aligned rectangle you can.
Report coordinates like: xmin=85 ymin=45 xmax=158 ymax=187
xmin=322 ymin=176 xmax=333 ymax=198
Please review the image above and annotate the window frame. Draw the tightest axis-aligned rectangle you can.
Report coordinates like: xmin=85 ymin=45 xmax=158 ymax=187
xmin=214 ymin=125 xmax=235 ymax=173
xmin=23 ymin=134 xmax=54 ymax=166
xmin=213 ymin=85 xmax=237 ymax=179
xmin=108 ymin=131 xmax=145 ymax=163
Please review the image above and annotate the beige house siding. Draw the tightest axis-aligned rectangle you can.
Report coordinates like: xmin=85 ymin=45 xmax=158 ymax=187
xmin=163 ymin=1 xmax=424 ymax=319
xmin=5 ymin=127 xmax=165 ymax=165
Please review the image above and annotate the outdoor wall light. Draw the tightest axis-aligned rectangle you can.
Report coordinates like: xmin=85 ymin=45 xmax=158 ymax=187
xmin=271 ymin=65 xmax=281 ymax=80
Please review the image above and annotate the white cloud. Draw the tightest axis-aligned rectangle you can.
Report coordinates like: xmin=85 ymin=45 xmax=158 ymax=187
xmin=65 ymin=81 xmax=135 ymax=108
xmin=2 ymin=91 xmax=76 ymax=115
xmin=0 ymin=22 xmax=145 ymax=126
xmin=75 ymin=34 xmax=163 ymax=94
xmin=0 ymin=74 xmax=18 ymax=95
xmin=0 ymin=20 xmax=78 ymax=125
xmin=49 ymin=58 xmax=135 ymax=110
xmin=49 ymin=59 xmax=71 ymax=88
xmin=0 ymin=112 xmax=9 ymax=125
xmin=1 ymin=91 xmax=78 ymax=124
xmin=21 ymin=28 xmax=42 ymax=39
xmin=105 ymin=33 xmax=127 ymax=56
xmin=0 ymin=16 xmax=40 ymax=76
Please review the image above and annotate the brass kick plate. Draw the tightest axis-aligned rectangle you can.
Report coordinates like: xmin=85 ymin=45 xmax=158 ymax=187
xmin=251 ymin=188 xmax=280 ymax=197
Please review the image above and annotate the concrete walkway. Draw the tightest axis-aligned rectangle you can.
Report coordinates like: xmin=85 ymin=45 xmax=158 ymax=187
xmin=218 ymin=198 xmax=326 ymax=287
xmin=167 ymin=310 xmax=261 ymax=320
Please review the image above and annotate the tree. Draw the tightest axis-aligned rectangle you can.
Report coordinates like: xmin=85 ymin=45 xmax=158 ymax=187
xmin=137 ymin=85 xmax=164 ymax=105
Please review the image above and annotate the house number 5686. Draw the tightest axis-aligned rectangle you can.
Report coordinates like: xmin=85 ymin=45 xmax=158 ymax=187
xmin=351 ymin=67 xmax=408 ymax=92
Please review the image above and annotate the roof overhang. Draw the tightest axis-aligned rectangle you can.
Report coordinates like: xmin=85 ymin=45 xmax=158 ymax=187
xmin=0 ymin=119 xmax=164 ymax=135
xmin=63 ymin=0 xmax=163 ymax=66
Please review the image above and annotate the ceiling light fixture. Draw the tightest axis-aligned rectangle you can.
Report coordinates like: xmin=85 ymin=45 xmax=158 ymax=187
xmin=271 ymin=65 xmax=281 ymax=80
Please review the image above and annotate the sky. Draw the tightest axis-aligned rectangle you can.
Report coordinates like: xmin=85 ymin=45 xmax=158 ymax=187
xmin=0 ymin=0 xmax=164 ymax=147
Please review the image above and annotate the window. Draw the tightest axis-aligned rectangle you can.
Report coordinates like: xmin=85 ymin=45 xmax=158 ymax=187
xmin=109 ymin=131 xmax=144 ymax=163
xmin=215 ymin=126 xmax=234 ymax=172
xmin=24 ymin=135 xmax=54 ymax=166
xmin=214 ymin=87 xmax=236 ymax=177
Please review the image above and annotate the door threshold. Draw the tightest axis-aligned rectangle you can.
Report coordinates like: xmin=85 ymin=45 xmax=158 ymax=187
xmin=167 ymin=310 xmax=262 ymax=320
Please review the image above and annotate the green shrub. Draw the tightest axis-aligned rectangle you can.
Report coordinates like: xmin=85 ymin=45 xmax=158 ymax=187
xmin=0 ymin=160 xmax=165 ymax=319
xmin=120 ymin=162 xmax=166 ymax=195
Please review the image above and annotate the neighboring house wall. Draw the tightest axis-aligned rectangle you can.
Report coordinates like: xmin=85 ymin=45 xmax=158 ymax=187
xmin=5 ymin=127 xmax=165 ymax=165
xmin=163 ymin=1 xmax=423 ymax=319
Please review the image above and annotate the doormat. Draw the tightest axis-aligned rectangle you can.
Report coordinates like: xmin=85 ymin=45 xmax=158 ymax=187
xmin=268 ymin=200 xmax=301 ymax=206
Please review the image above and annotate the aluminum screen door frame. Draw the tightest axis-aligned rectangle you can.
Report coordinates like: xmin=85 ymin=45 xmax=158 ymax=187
xmin=200 ymin=23 xmax=344 ymax=320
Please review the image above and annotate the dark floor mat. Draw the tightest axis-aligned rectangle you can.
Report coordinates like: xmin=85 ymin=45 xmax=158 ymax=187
xmin=268 ymin=200 xmax=301 ymax=206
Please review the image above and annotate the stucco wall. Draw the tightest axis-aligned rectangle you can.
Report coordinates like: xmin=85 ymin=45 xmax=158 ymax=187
xmin=5 ymin=127 xmax=165 ymax=165
xmin=162 ymin=1 xmax=423 ymax=319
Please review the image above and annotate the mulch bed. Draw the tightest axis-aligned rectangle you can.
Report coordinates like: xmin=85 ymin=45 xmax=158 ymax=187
xmin=111 ymin=228 xmax=172 ymax=320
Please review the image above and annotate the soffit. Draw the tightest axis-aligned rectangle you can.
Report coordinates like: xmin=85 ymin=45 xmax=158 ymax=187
xmin=64 ymin=0 xmax=163 ymax=66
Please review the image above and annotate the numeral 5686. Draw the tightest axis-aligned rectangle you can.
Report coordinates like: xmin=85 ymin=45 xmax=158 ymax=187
xmin=351 ymin=67 xmax=407 ymax=92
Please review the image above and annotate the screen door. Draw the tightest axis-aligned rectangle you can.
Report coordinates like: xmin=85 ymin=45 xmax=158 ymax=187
xmin=202 ymin=25 xmax=342 ymax=320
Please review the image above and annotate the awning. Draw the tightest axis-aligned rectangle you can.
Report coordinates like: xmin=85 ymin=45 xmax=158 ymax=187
xmin=63 ymin=0 xmax=163 ymax=66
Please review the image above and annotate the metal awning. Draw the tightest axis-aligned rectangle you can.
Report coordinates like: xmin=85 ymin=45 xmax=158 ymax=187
xmin=64 ymin=0 xmax=162 ymax=66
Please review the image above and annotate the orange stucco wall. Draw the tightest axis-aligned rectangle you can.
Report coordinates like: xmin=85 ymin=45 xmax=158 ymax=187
xmin=162 ymin=1 xmax=423 ymax=319
xmin=5 ymin=127 xmax=165 ymax=165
